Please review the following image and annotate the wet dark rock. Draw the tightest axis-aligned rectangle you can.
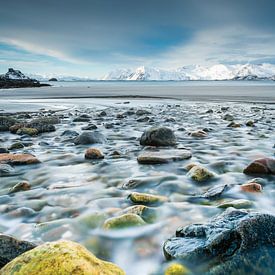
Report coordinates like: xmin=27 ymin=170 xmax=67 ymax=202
xmin=27 ymin=117 xmax=59 ymax=133
xmin=243 ymin=158 xmax=275 ymax=175
xmin=61 ymin=130 xmax=79 ymax=137
xmin=0 ymin=234 xmax=36 ymax=268
xmin=0 ymin=116 xmax=17 ymax=131
xmin=73 ymin=117 xmax=90 ymax=122
xmin=0 ymin=164 xmax=15 ymax=177
xmin=0 ymin=148 xmax=9 ymax=154
xmin=74 ymin=131 xmax=106 ymax=145
xmin=104 ymin=123 xmax=114 ymax=129
xmin=137 ymin=116 xmax=150 ymax=122
xmin=163 ymin=208 xmax=275 ymax=266
xmin=98 ymin=110 xmax=107 ymax=117
xmin=136 ymin=109 xmax=151 ymax=116
xmin=140 ymin=127 xmax=176 ymax=146
xmin=223 ymin=114 xmax=234 ymax=121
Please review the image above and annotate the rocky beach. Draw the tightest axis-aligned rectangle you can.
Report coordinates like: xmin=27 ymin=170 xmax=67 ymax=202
xmin=0 ymin=83 xmax=274 ymax=274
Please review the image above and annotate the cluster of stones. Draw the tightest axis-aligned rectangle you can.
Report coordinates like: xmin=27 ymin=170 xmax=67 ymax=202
xmin=0 ymin=105 xmax=274 ymax=274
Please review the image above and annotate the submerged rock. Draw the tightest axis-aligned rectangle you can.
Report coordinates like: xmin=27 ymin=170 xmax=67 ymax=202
xmin=85 ymin=148 xmax=104 ymax=159
xmin=8 ymin=142 xmax=24 ymax=150
xmin=0 ymin=240 xmax=125 ymax=274
xmin=9 ymin=181 xmax=31 ymax=194
xmin=163 ymin=208 xmax=275 ymax=266
xmin=140 ymin=127 xmax=176 ymax=146
xmin=74 ymin=131 xmax=106 ymax=145
xmin=186 ymin=165 xmax=215 ymax=182
xmin=218 ymin=199 xmax=253 ymax=209
xmin=120 ymin=205 xmax=158 ymax=223
xmin=0 ymin=234 xmax=36 ymax=268
xmin=103 ymin=213 xmax=146 ymax=229
xmin=128 ymin=192 xmax=168 ymax=205
xmin=0 ymin=153 xmax=40 ymax=165
xmin=0 ymin=164 xmax=15 ymax=177
xmin=243 ymin=158 xmax=275 ymax=175
xmin=61 ymin=130 xmax=79 ymax=137
xmin=137 ymin=150 xmax=191 ymax=164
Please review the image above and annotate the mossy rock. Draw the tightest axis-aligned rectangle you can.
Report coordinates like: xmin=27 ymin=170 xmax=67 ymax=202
xmin=78 ymin=212 xmax=108 ymax=229
xmin=187 ymin=165 xmax=214 ymax=182
xmin=16 ymin=127 xmax=38 ymax=136
xmin=103 ymin=213 xmax=146 ymax=230
xmin=121 ymin=205 xmax=158 ymax=223
xmin=218 ymin=199 xmax=253 ymax=209
xmin=0 ymin=240 xmax=125 ymax=275
xmin=165 ymin=262 xmax=190 ymax=275
xmin=128 ymin=192 xmax=168 ymax=205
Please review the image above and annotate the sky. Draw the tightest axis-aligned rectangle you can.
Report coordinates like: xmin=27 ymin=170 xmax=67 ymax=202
xmin=0 ymin=0 xmax=275 ymax=77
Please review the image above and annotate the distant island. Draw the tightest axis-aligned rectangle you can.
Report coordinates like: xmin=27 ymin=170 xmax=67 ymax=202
xmin=0 ymin=68 xmax=50 ymax=89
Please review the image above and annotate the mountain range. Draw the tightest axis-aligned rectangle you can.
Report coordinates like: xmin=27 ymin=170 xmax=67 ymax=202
xmin=102 ymin=63 xmax=275 ymax=81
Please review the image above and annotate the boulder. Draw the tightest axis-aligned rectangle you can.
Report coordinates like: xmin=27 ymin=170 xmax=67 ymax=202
xmin=243 ymin=158 xmax=275 ymax=175
xmin=140 ymin=127 xmax=176 ymax=146
xmin=0 ymin=240 xmax=125 ymax=274
xmin=74 ymin=131 xmax=106 ymax=145
xmin=163 ymin=209 xmax=275 ymax=266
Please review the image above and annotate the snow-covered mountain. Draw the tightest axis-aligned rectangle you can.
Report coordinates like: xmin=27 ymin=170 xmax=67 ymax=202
xmin=1 ymin=68 xmax=31 ymax=80
xmin=102 ymin=63 xmax=275 ymax=81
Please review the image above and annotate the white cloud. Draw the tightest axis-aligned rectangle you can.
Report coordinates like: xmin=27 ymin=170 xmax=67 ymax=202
xmin=0 ymin=37 xmax=91 ymax=65
xmin=154 ymin=26 xmax=275 ymax=68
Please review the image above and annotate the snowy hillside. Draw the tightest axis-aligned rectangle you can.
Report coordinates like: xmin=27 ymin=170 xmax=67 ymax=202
xmin=102 ymin=63 xmax=275 ymax=81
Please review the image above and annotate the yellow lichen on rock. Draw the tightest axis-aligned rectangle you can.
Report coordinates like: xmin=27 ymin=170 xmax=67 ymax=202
xmin=165 ymin=262 xmax=190 ymax=275
xmin=0 ymin=240 xmax=125 ymax=275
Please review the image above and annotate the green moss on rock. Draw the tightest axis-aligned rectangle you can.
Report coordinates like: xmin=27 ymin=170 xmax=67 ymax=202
xmin=0 ymin=240 xmax=125 ymax=275
xmin=128 ymin=192 xmax=168 ymax=205
xmin=103 ymin=213 xmax=146 ymax=229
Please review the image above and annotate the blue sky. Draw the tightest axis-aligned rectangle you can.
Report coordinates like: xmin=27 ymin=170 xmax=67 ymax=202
xmin=0 ymin=0 xmax=274 ymax=77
